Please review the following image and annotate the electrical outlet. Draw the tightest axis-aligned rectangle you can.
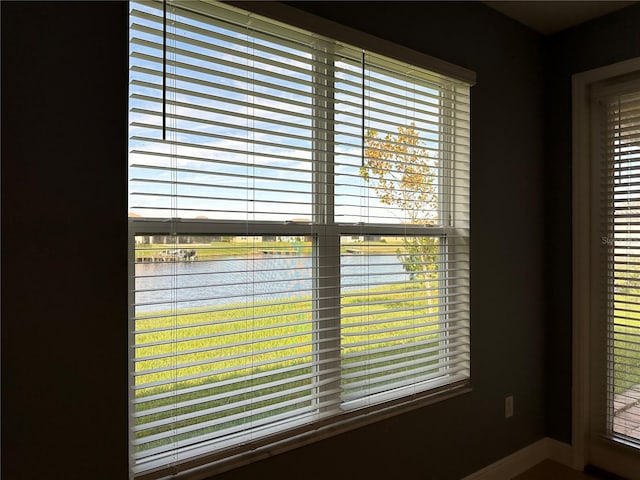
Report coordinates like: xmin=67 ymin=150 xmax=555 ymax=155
xmin=505 ymin=395 xmax=514 ymax=418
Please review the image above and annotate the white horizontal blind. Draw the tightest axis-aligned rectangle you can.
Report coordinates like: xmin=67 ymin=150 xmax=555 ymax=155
xmin=336 ymin=51 xmax=470 ymax=406
xmin=128 ymin=1 xmax=471 ymax=476
xmin=131 ymin=236 xmax=326 ymax=470
xmin=129 ymin=3 xmax=323 ymax=221
xmin=599 ymin=81 xmax=640 ymax=444
xmin=340 ymin=234 xmax=470 ymax=406
xmin=335 ymin=52 xmax=471 ymax=227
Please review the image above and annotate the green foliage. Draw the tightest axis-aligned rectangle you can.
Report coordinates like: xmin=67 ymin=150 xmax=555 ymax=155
xmin=360 ymin=123 xmax=439 ymax=279
xmin=396 ymin=236 xmax=439 ymax=281
xmin=616 ymin=270 xmax=640 ymax=295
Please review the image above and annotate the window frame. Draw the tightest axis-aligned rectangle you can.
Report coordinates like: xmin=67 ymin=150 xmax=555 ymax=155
xmin=572 ymin=56 xmax=640 ymax=476
xmin=128 ymin=2 xmax=474 ymax=478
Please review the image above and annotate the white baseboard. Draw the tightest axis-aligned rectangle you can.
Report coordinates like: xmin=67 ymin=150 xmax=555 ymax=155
xmin=462 ymin=437 xmax=574 ymax=480
xmin=546 ymin=437 xmax=573 ymax=467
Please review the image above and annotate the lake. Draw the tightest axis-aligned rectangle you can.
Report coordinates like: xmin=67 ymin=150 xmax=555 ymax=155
xmin=134 ymin=253 xmax=409 ymax=313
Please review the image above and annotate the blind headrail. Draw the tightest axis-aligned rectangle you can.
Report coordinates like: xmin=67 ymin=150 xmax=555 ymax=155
xmin=213 ymin=0 xmax=476 ymax=85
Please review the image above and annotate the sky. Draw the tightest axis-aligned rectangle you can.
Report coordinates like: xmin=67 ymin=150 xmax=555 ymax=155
xmin=128 ymin=1 xmax=469 ymax=226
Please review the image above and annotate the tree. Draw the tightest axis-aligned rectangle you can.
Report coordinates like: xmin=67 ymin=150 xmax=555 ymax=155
xmin=360 ymin=123 xmax=439 ymax=280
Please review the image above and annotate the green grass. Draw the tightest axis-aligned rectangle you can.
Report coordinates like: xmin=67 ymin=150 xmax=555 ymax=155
xmin=132 ymin=280 xmax=444 ymax=455
xmin=135 ymin=241 xmax=310 ymax=259
xmin=134 ymin=239 xmax=406 ymax=260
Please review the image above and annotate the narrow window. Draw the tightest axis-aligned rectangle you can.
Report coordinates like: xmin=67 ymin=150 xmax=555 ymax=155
xmin=594 ymin=75 xmax=640 ymax=445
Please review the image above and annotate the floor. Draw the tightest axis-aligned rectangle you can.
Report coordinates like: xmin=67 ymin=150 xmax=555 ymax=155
xmin=512 ymin=385 xmax=640 ymax=480
xmin=514 ymin=460 xmax=604 ymax=480
xmin=613 ymin=385 xmax=640 ymax=439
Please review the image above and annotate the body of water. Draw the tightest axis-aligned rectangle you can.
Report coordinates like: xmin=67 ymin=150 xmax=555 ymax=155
xmin=134 ymin=253 xmax=409 ymax=313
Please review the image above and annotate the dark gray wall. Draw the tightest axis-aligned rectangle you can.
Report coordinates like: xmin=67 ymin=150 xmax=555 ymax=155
xmin=1 ymin=2 xmax=129 ymax=479
xmin=543 ymin=3 xmax=640 ymax=443
xmin=2 ymin=2 xmax=547 ymax=479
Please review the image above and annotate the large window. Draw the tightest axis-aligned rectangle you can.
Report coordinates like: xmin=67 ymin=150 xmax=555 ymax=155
xmin=128 ymin=1 xmax=472 ymax=477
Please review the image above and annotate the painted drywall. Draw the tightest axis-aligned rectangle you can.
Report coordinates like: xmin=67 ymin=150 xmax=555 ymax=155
xmin=543 ymin=3 xmax=640 ymax=443
xmin=2 ymin=1 xmax=547 ymax=479
xmin=1 ymin=2 xmax=129 ymax=479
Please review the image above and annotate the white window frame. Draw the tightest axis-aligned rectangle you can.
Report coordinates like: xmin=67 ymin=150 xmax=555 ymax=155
xmin=572 ymin=56 xmax=640 ymax=476
xmin=128 ymin=2 xmax=474 ymax=478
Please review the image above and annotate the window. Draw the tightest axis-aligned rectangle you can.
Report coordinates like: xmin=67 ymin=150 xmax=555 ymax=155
xmin=128 ymin=1 xmax=472 ymax=477
xmin=593 ymin=74 xmax=640 ymax=444
xmin=573 ymin=60 xmax=640 ymax=477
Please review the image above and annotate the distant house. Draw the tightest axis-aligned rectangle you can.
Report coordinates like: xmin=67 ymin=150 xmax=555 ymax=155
xmin=128 ymin=213 xmax=219 ymax=244
xmin=232 ymin=236 xmax=263 ymax=243
xmin=345 ymin=235 xmax=382 ymax=242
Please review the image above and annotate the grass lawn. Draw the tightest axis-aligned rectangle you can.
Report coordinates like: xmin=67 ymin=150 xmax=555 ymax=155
xmin=132 ymin=280 xmax=446 ymax=457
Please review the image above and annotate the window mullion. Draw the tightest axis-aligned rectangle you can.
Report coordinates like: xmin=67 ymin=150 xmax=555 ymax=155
xmin=312 ymin=42 xmax=341 ymax=413
xmin=439 ymin=86 xmax=454 ymax=376
xmin=444 ymin=83 xmax=471 ymax=379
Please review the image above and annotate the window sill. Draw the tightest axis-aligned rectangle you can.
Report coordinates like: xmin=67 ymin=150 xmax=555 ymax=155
xmin=135 ymin=379 xmax=471 ymax=480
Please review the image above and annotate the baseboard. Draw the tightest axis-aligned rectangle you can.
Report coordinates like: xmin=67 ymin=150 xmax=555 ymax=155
xmin=462 ymin=438 xmax=574 ymax=480
xmin=547 ymin=437 xmax=574 ymax=467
